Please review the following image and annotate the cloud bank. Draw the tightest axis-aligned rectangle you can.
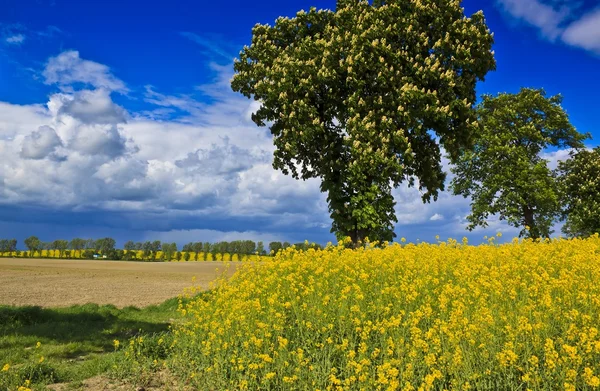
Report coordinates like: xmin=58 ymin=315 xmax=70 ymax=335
xmin=0 ymin=49 xmax=582 ymax=245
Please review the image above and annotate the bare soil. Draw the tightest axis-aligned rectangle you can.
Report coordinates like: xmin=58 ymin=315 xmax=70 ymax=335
xmin=0 ymin=258 xmax=239 ymax=308
xmin=48 ymin=371 xmax=184 ymax=391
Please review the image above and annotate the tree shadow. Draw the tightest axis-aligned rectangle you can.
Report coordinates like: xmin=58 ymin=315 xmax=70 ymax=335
xmin=0 ymin=303 xmax=172 ymax=358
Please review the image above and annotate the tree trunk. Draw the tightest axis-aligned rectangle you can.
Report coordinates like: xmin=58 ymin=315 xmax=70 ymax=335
xmin=523 ymin=206 xmax=538 ymax=239
xmin=350 ymin=225 xmax=367 ymax=247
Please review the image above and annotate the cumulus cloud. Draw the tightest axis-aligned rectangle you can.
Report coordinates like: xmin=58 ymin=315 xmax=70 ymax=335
xmin=0 ymin=53 xmax=327 ymax=241
xmin=541 ymin=148 xmax=575 ymax=170
xmin=2 ymin=48 xmax=582 ymax=245
xmin=58 ymin=89 xmax=128 ymax=125
xmin=562 ymin=8 xmax=600 ymax=54
xmin=496 ymin=0 xmax=571 ymax=39
xmin=496 ymin=0 xmax=600 ymax=55
xmin=175 ymin=138 xmax=269 ymax=176
xmin=19 ymin=125 xmax=63 ymax=160
xmin=69 ymin=124 xmax=128 ymax=157
xmin=43 ymin=50 xmax=127 ymax=92
xmin=430 ymin=213 xmax=444 ymax=221
xmin=5 ymin=34 xmax=25 ymax=45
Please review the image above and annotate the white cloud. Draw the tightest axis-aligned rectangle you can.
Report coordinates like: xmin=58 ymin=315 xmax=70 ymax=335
xmin=562 ymin=8 xmax=600 ymax=54
xmin=69 ymin=124 xmax=128 ymax=157
xmin=20 ymin=125 xmax=63 ymax=160
xmin=5 ymin=34 xmax=25 ymax=45
xmin=0 ymin=54 xmax=328 ymax=239
xmin=58 ymin=89 xmax=128 ymax=125
xmin=496 ymin=1 xmax=600 ymax=55
xmin=43 ymin=51 xmax=127 ymax=92
xmin=175 ymin=138 xmax=270 ymax=176
xmin=496 ymin=0 xmax=571 ymax=39
xmin=541 ymin=148 xmax=574 ymax=170
xmin=1 ymin=49 xmax=583 ymax=244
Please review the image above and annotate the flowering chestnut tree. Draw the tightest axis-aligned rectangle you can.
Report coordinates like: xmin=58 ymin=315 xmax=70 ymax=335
xmin=232 ymin=0 xmax=496 ymax=244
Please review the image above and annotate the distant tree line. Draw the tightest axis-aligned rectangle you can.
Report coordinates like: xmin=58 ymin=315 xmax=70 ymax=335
xmin=0 ymin=237 xmax=324 ymax=261
xmin=0 ymin=239 xmax=17 ymax=254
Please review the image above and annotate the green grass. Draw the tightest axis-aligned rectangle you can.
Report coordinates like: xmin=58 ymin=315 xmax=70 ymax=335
xmin=0 ymin=297 xmax=185 ymax=390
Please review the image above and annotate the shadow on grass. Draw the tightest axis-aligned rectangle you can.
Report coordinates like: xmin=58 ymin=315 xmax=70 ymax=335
xmin=0 ymin=300 xmax=176 ymax=357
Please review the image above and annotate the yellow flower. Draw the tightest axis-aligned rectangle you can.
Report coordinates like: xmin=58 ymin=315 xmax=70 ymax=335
xmin=2 ymin=363 xmax=9 ymax=371
xmin=35 ymin=341 xmax=41 ymax=349
xmin=156 ymin=234 xmax=600 ymax=390
xmin=113 ymin=339 xmax=120 ymax=349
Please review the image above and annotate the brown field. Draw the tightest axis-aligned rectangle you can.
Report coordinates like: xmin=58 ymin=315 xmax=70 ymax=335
xmin=0 ymin=258 xmax=240 ymax=308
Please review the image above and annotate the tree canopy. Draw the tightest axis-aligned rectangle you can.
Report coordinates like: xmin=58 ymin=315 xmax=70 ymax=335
xmin=450 ymin=88 xmax=588 ymax=239
xmin=232 ymin=0 xmax=495 ymax=244
xmin=556 ymin=147 xmax=600 ymax=238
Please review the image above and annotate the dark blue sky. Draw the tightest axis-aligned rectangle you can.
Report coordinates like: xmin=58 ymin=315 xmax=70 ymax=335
xmin=0 ymin=0 xmax=598 ymax=247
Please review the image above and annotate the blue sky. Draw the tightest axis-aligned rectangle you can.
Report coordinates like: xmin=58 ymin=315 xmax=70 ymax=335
xmin=0 ymin=0 xmax=599 ymax=248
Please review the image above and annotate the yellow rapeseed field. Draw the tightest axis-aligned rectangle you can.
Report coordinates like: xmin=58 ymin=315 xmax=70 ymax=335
xmin=131 ymin=235 xmax=600 ymax=390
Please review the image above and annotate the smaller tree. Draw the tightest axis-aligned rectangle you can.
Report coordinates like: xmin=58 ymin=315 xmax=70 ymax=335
xmin=294 ymin=242 xmax=308 ymax=251
xmin=269 ymin=242 xmax=283 ymax=255
xmin=192 ymin=242 xmax=203 ymax=261
xmin=556 ymin=147 xmax=600 ymax=238
xmin=451 ymin=88 xmax=588 ymax=239
xmin=96 ymin=238 xmax=116 ymax=256
xmin=163 ymin=243 xmax=178 ymax=261
xmin=85 ymin=239 xmax=96 ymax=250
xmin=7 ymin=239 xmax=17 ymax=253
xmin=217 ymin=241 xmax=229 ymax=260
xmin=151 ymin=241 xmax=162 ymax=260
xmin=142 ymin=241 xmax=153 ymax=260
xmin=183 ymin=252 xmax=190 ymax=262
xmin=24 ymin=236 xmax=42 ymax=257
xmin=202 ymin=242 xmax=211 ymax=261
xmin=256 ymin=241 xmax=265 ymax=256
xmin=210 ymin=243 xmax=218 ymax=261
xmin=70 ymin=238 xmax=86 ymax=257
xmin=54 ymin=240 xmax=68 ymax=258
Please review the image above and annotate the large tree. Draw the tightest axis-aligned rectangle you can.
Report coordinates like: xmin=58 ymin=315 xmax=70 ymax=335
xmin=450 ymin=88 xmax=588 ymax=239
xmin=231 ymin=0 xmax=495 ymax=244
xmin=556 ymin=147 xmax=600 ymax=238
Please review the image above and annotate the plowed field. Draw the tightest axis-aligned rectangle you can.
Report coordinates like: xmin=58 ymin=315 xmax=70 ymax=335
xmin=0 ymin=258 xmax=238 ymax=308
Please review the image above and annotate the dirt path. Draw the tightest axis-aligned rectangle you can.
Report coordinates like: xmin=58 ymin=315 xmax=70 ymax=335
xmin=0 ymin=258 xmax=240 ymax=308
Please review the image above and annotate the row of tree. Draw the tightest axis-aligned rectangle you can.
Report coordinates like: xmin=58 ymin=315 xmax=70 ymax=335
xmin=0 ymin=239 xmax=17 ymax=253
xmin=20 ymin=237 xmax=117 ymax=258
xmin=0 ymin=237 xmax=323 ymax=261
